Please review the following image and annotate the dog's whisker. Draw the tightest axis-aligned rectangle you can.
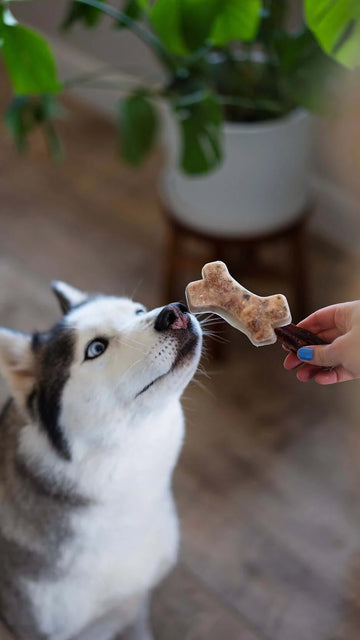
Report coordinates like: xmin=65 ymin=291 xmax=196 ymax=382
xmin=201 ymin=327 xmax=226 ymax=335
xmin=199 ymin=321 xmax=225 ymax=330
xmin=196 ymin=364 xmax=211 ymax=379
xmin=121 ymin=334 xmax=148 ymax=349
xmin=202 ymin=331 xmax=229 ymax=345
xmin=120 ymin=342 xmax=144 ymax=355
xmin=198 ymin=315 xmax=224 ymax=324
xmin=199 ymin=321 xmax=227 ymax=331
xmin=121 ymin=336 xmax=143 ymax=347
xmin=191 ymin=377 xmax=214 ymax=396
xmin=197 ymin=312 xmax=222 ymax=321
xmin=117 ymin=356 xmax=144 ymax=381
xmin=122 ymin=338 xmax=144 ymax=350
xmin=129 ymin=279 xmax=144 ymax=301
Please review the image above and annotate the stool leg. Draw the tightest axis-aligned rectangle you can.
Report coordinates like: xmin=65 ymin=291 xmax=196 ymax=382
xmin=290 ymin=219 xmax=310 ymax=322
xmin=163 ymin=222 xmax=179 ymax=304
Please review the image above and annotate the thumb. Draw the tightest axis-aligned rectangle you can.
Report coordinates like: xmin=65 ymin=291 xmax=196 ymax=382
xmin=297 ymin=343 xmax=341 ymax=368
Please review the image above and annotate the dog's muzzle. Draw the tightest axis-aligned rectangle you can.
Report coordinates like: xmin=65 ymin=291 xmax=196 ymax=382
xmin=154 ymin=303 xmax=189 ymax=332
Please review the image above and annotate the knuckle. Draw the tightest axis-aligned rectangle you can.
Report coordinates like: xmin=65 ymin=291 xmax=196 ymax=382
xmin=315 ymin=346 xmax=331 ymax=366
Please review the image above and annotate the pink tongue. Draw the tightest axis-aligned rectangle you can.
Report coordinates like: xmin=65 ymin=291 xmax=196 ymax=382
xmin=171 ymin=314 xmax=189 ymax=330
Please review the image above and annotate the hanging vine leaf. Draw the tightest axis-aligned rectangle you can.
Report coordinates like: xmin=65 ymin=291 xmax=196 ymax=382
xmin=62 ymin=0 xmax=105 ymax=29
xmin=5 ymin=95 xmax=64 ymax=157
xmin=115 ymin=0 xmax=143 ymax=29
xmin=150 ymin=0 xmax=261 ymax=55
xmin=150 ymin=0 xmax=191 ymax=55
xmin=211 ymin=0 xmax=262 ymax=45
xmin=178 ymin=0 xmax=221 ymax=52
xmin=118 ymin=92 xmax=158 ymax=165
xmin=0 ymin=23 xmax=61 ymax=94
xmin=173 ymin=92 xmax=222 ymax=174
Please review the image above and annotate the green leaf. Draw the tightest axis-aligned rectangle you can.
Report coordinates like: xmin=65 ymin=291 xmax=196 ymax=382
xmin=174 ymin=92 xmax=222 ymax=174
xmin=179 ymin=0 xmax=221 ymax=52
xmin=273 ymin=28 xmax=340 ymax=113
xmin=210 ymin=0 xmax=262 ymax=45
xmin=151 ymin=0 xmax=261 ymax=55
xmin=0 ymin=24 xmax=61 ymax=94
xmin=151 ymin=0 xmax=224 ymax=55
xmin=5 ymin=96 xmax=28 ymax=152
xmin=305 ymin=0 xmax=360 ymax=69
xmin=150 ymin=0 xmax=188 ymax=55
xmin=118 ymin=93 xmax=158 ymax=166
xmin=5 ymin=95 xmax=64 ymax=158
xmin=115 ymin=0 xmax=143 ymax=28
xmin=62 ymin=0 xmax=105 ymax=29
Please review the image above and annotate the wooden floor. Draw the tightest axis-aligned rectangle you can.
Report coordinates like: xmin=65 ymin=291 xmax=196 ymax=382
xmin=1 ymin=87 xmax=360 ymax=640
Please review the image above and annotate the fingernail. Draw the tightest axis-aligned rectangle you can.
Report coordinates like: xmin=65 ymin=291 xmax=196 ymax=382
xmin=298 ymin=347 xmax=314 ymax=361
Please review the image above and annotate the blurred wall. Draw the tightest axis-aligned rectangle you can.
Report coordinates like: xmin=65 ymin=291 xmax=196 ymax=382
xmin=13 ymin=0 xmax=161 ymax=76
xmin=13 ymin=0 xmax=163 ymax=115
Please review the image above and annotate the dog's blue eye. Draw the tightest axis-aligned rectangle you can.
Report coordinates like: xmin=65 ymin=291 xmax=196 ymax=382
xmin=85 ymin=339 xmax=108 ymax=360
xmin=135 ymin=308 xmax=145 ymax=315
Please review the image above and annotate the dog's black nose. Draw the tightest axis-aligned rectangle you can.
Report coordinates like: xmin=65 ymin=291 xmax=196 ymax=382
xmin=155 ymin=302 xmax=189 ymax=332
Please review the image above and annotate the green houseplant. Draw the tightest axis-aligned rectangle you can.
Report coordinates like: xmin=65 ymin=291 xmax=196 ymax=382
xmin=2 ymin=0 xmax=359 ymax=236
xmin=1 ymin=0 xmax=358 ymax=176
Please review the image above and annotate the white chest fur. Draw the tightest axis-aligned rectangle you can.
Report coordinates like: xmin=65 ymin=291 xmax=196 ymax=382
xmin=23 ymin=401 xmax=184 ymax=640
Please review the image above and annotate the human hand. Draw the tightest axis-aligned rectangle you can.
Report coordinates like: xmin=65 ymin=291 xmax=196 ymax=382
xmin=283 ymin=301 xmax=360 ymax=385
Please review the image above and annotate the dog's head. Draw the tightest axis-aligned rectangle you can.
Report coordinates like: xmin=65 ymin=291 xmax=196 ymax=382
xmin=0 ymin=282 xmax=202 ymax=459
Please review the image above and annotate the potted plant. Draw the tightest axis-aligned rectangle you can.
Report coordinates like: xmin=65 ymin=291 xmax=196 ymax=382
xmin=160 ymin=2 xmax=336 ymax=235
xmin=1 ymin=0 xmax=358 ymax=233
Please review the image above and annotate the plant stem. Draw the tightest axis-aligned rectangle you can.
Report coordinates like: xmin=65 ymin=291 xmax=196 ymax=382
xmin=63 ymin=72 xmax=285 ymax=115
xmin=74 ymin=0 xmax=179 ymax=73
xmin=64 ymin=79 xmax=162 ymax=94
xmin=63 ymin=66 xmax=119 ymax=88
xmin=63 ymin=65 xmax=164 ymax=90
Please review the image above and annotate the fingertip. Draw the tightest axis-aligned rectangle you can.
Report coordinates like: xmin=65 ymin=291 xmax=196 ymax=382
xmin=296 ymin=369 xmax=308 ymax=382
xmin=297 ymin=347 xmax=314 ymax=362
xmin=296 ymin=368 xmax=310 ymax=382
xmin=283 ymin=352 xmax=301 ymax=370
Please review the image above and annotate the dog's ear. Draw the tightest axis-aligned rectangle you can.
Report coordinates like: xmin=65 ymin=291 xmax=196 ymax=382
xmin=51 ymin=281 xmax=88 ymax=314
xmin=0 ymin=329 xmax=35 ymax=405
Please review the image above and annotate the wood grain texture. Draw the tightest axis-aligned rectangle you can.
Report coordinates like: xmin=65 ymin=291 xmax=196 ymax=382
xmin=152 ymin=566 xmax=260 ymax=640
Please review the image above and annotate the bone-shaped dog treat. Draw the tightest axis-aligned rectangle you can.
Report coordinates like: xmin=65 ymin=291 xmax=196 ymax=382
xmin=185 ymin=261 xmax=292 ymax=346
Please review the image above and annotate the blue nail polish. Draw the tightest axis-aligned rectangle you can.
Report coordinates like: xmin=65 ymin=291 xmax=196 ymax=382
xmin=298 ymin=347 xmax=314 ymax=361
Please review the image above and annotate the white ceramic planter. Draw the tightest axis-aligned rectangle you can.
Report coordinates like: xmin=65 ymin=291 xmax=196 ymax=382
xmin=161 ymin=108 xmax=312 ymax=236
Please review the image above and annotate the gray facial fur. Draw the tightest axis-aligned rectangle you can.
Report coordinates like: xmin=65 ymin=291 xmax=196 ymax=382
xmin=31 ymin=323 xmax=76 ymax=461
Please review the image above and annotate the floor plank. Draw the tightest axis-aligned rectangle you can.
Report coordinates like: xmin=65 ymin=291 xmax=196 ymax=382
xmin=152 ymin=566 xmax=262 ymax=640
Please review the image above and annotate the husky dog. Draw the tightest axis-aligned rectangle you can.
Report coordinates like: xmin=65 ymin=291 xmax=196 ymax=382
xmin=0 ymin=282 xmax=202 ymax=640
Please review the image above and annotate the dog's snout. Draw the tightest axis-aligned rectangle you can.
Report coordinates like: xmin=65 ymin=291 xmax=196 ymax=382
xmin=155 ymin=303 xmax=189 ymax=332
